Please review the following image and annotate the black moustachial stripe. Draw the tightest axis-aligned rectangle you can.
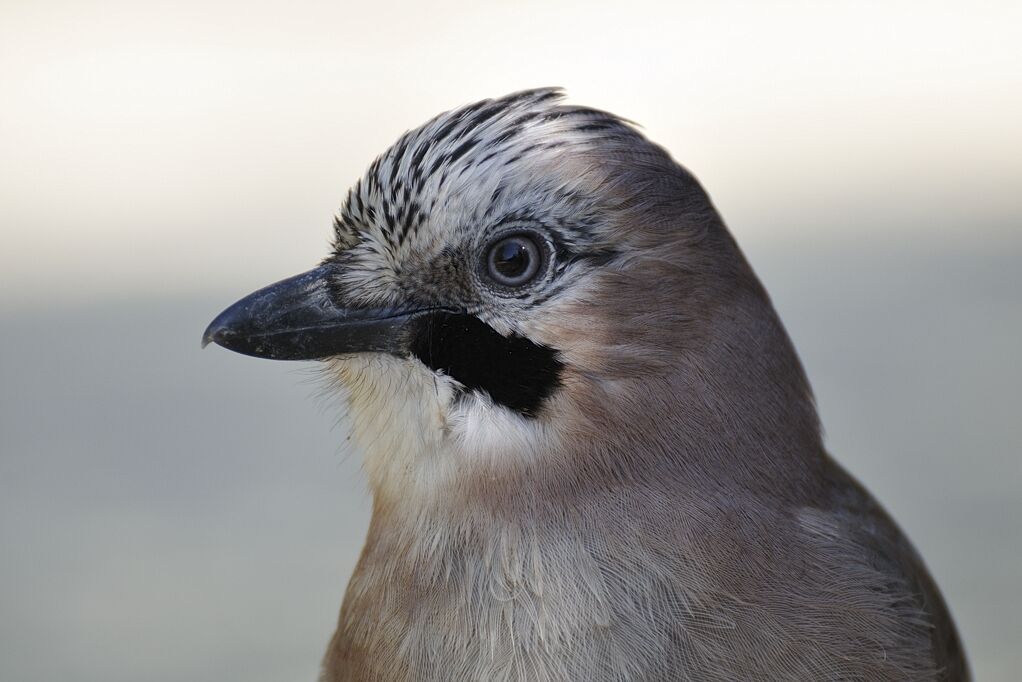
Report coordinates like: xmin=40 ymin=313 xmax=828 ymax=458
xmin=408 ymin=312 xmax=562 ymax=418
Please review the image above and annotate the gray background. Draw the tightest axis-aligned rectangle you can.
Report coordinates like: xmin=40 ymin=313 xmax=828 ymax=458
xmin=2 ymin=1 xmax=1019 ymax=680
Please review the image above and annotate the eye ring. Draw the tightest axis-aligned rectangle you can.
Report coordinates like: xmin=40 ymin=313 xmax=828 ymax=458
xmin=484 ymin=233 xmax=545 ymax=288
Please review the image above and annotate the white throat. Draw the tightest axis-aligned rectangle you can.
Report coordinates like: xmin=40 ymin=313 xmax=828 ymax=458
xmin=325 ymin=355 xmax=560 ymax=505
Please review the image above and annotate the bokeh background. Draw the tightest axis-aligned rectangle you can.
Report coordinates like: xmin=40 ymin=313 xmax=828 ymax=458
xmin=2 ymin=1 xmax=1020 ymax=680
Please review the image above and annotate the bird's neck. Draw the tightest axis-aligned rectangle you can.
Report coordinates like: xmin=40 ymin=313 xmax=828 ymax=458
xmin=322 ymin=295 xmax=827 ymax=679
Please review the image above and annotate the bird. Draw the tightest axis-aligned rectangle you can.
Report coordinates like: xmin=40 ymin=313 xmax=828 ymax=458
xmin=203 ymin=88 xmax=968 ymax=681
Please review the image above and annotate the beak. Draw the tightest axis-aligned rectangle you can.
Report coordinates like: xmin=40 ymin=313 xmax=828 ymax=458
xmin=202 ymin=265 xmax=445 ymax=361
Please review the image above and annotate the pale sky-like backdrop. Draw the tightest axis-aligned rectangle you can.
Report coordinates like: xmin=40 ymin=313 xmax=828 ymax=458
xmin=1 ymin=1 xmax=1020 ymax=680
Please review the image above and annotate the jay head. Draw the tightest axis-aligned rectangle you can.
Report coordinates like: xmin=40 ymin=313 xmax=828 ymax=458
xmin=204 ymin=89 xmax=965 ymax=681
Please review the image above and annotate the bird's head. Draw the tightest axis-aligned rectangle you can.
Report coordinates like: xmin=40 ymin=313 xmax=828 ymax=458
xmin=204 ymin=89 xmax=817 ymax=503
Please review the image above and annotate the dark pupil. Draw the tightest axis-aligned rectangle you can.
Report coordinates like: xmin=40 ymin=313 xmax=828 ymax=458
xmin=494 ymin=240 xmax=530 ymax=278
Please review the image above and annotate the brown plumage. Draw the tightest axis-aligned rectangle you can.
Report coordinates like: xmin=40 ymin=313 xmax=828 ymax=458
xmin=204 ymin=89 xmax=968 ymax=681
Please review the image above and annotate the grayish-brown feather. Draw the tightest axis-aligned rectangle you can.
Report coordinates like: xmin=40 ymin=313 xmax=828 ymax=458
xmin=316 ymin=90 xmax=967 ymax=681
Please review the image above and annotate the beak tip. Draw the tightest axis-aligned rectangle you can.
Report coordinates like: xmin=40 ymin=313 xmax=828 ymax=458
xmin=201 ymin=320 xmax=226 ymax=350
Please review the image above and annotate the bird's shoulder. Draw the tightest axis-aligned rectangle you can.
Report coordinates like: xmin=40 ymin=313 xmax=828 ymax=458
xmin=798 ymin=457 xmax=970 ymax=681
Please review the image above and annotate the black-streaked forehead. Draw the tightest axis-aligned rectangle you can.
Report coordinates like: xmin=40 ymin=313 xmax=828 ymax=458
xmin=332 ymin=88 xmax=641 ymax=253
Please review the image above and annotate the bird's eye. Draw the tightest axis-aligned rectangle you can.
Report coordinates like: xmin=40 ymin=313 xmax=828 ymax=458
xmin=485 ymin=234 xmax=542 ymax=287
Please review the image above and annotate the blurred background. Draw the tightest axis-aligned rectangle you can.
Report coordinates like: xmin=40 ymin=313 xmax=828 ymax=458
xmin=1 ymin=1 xmax=1019 ymax=680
